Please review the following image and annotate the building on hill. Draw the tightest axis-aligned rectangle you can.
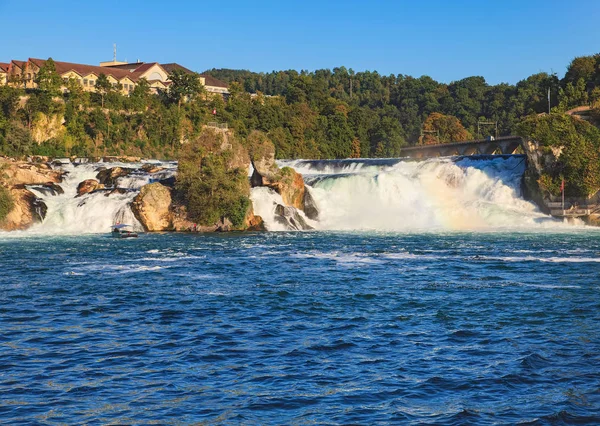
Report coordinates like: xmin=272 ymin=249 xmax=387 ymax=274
xmin=0 ymin=63 xmax=9 ymax=85
xmin=2 ymin=57 xmax=229 ymax=98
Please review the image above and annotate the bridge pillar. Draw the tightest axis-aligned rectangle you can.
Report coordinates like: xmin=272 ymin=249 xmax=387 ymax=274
xmin=481 ymin=143 xmax=499 ymax=155
xmin=461 ymin=146 xmax=479 ymax=156
xmin=500 ymin=140 xmax=521 ymax=154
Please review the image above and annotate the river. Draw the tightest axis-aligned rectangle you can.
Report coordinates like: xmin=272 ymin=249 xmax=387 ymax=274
xmin=1 ymin=157 xmax=599 ymax=424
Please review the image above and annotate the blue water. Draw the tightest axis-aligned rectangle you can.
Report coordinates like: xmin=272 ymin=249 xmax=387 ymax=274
xmin=1 ymin=231 xmax=600 ymax=424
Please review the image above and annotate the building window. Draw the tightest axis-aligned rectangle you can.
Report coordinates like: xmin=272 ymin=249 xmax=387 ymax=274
xmin=89 ymin=80 xmax=94 ymax=86
xmin=83 ymin=79 xmax=88 ymax=86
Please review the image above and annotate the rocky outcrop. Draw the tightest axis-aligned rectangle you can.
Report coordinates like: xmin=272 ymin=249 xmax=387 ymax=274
xmin=521 ymin=139 xmax=567 ymax=214
xmin=96 ymin=167 xmax=133 ymax=187
xmin=76 ymin=179 xmax=104 ymax=197
xmin=31 ymin=113 xmax=65 ymax=144
xmin=251 ymin=162 xmax=310 ymax=213
xmin=1 ymin=162 xmax=62 ymax=186
xmin=0 ymin=188 xmax=46 ymax=231
xmin=0 ymin=161 xmax=58 ymax=231
xmin=131 ymin=183 xmax=172 ymax=231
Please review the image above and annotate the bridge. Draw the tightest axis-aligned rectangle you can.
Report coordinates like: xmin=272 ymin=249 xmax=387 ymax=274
xmin=400 ymin=136 xmax=523 ymax=159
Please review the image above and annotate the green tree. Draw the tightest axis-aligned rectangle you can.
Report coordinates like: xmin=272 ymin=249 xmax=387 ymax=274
xmin=420 ymin=112 xmax=471 ymax=144
xmin=35 ymin=58 xmax=62 ymax=95
xmin=95 ymin=73 xmax=111 ymax=108
xmin=0 ymin=186 xmax=14 ymax=222
xmin=168 ymin=69 xmax=203 ymax=111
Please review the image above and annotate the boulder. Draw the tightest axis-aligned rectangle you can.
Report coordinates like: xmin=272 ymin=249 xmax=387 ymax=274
xmin=140 ymin=164 xmax=165 ymax=174
xmin=96 ymin=167 xmax=133 ymax=187
xmin=131 ymin=183 xmax=172 ymax=231
xmin=0 ymin=188 xmax=47 ymax=231
xmin=76 ymin=179 xmax=104 ymax=197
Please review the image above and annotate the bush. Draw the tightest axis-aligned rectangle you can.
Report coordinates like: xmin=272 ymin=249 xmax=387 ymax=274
xmin=0 ymin=186 xmax=14 ymax=222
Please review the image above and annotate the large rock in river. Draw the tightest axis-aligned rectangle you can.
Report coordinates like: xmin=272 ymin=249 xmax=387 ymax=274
xmin=131 ymin=183 xmax=172 ymax=231
xmin=76 ymin=179 xmax=104 ymax=197
xmin=96 ymin=167 xmax=133 ymax=187
xmin=0 ymin=188 xmax=47 ymax=231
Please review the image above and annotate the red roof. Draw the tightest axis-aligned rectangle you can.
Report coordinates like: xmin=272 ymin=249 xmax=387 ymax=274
xmin=132 ymin=62 xmax=159 ymax=73
xmin=4 ymin=58 xmax=227 ymax=89
xmin=29 ymin=58 xmax=138 ymax=81
xmin=0 ymin=63 xmax=9 ymax=72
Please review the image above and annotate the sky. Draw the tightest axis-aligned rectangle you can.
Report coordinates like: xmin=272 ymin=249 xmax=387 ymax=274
xmin=1 ymin=0 xmax=599 ymax=85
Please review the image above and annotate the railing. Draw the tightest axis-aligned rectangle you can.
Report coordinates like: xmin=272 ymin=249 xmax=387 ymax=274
xmin=207 ymin=122 xmax=228 ymax=130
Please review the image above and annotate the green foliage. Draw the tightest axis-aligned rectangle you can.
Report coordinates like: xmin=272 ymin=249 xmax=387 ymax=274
xmin=5 ymin=53 xmax=600 ymax=164
xmin=517 ymin=113 xmax=600 ymax=197
xmin=35 ymin=58 xmax=62 ymax=96
xmin=176 ymin=130 xmax=251 ymax=227
xmin=421 ymin=112 xmax=471 ymax=144
xmin=0 ymin=185 xmax=14 ymax=222
xmin=168 ymin=70 xmax=204 ymax=107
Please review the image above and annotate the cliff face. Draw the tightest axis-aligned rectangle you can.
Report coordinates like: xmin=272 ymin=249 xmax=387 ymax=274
xmin=31 ymin=113 xmax=66 ymax=144
xmin=521 ymin=139 xmax=553 ymax=214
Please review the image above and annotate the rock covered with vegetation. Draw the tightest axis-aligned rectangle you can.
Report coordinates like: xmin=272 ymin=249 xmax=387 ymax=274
xmin=518 ymin=113 xmax=600 ymax=202
xmin=173 ymin=128 xmax=262 ymax=231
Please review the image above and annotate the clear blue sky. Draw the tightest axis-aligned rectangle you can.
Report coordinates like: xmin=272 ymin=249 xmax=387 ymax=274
xmin=1 ymin=0 xmax=599 ymax=85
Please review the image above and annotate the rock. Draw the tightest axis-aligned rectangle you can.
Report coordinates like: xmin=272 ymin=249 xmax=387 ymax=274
xmin=0 ymin=162 xmax=62 ymax=186
xmin=131 ymin=183 xmax=172 ymax=231
xmin=303 ymin=187 xmax=319 ymax=220
xmin=0 ymin=188 xmax=46 ymax=231
xmin=274 ymin=204 xmax=313 ymax=230
xmin=252 ymin=166 xmax=306 ymax=211
xmin=76 ymin=179 xmax=104 ymax=197
xmin=215 ymin=217 xmax=233 ymax=232
xmin=244 ymin=206 xmax=265 ymax=231
xmin=96 ymin=167 xmax=133 ymax=187
xmin=141 ymin=164 xmax=164 ymax=174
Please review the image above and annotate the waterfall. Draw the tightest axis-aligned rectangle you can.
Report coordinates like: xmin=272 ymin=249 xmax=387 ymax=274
xmin=252 ymin=155 xmax=568 ymax=231
xmin=22 ymin=161 xmax=176 ymax=235
xmin=8 ymin=155 xmax=573 ymax=235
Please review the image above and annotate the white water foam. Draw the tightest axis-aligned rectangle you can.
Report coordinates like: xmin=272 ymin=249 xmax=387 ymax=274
xmin=254 ymin=156 xmax=578 ymax=232
xmin=19 ymin=162 xmax=147 ymax=235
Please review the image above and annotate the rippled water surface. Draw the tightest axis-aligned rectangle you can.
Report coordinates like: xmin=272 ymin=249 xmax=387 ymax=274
xmin=1 ymin=231 xmax=600 ymax=424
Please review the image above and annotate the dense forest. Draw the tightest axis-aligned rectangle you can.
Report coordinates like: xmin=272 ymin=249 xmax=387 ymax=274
xmin=1 ymin=54 xmax=600 ymax=159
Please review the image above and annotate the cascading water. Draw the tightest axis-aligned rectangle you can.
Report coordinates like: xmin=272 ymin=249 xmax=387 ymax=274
xmin=22 ymin=161 xmax=176 ymax=235
xmin=9 ymin=155 xmax=573 ymax=235
xmin=252 ymin=155 xmax=569 ymax=231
